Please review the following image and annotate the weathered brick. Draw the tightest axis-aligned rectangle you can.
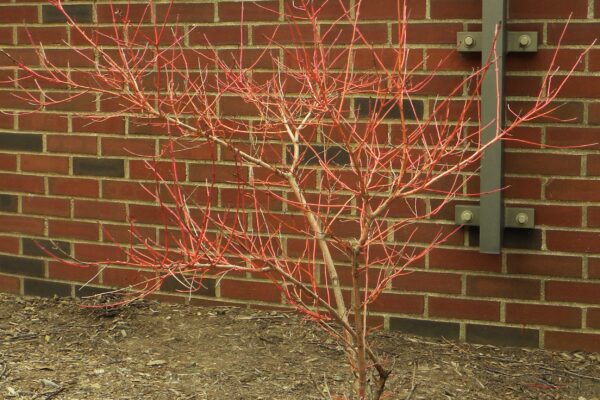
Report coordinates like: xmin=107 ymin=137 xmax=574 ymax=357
xmin=0 ymin=194 xmax=18 ymax=212
xmin=160 ymin=275 xmax=216 ymax=297
xmin=24 ymin=278 xmax=71 ymax=298
xmin=42 ymin=4 xmax=93 ymax=23
xmin=389 ymin=317 xmax=460 ymax=340
xmin=0 ymin=133 xmax=43 ymax=152
xmin=73 ymin=157 xmax=125 ymax=178
xmin=0 ymin=255 xmax=44 ymax=277
xmin=355 ymin=98 xmax=424 ymax=120
xmin=287 ymin=145 xmax=350 ymax=166
xmin=466 ymin=324 xmax=539 ymax=348
xmin=22 ymin=238 xmax=71 ymax=258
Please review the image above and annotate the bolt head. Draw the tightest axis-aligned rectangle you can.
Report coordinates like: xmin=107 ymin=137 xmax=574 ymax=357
xmin=518 ymin=35 xmax=531 ymax=48
xmin=461 ymin=210 xmax=474 ymax=223
xmin=516 ymin=213 xmax=529 ymax=225
xmin=464 ymin=36 xmax=475 ymax=47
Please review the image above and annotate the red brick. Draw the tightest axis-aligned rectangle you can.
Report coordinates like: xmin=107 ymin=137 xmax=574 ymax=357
xmin=96 ymin=3 xmax=152 ymax=24
xmin=100 ymin=223 xmax=156 ymax=244
xmin=425 ymin=49 xmax=479 ymax=72
xmin=220 ymin=279 xmax=281 ymax=303
xmin=49 ymin=220 xmax=99 ymax=241
xmin=507 ymin=49 xmax=586 ymax=73
xmin=190 ymin=25 xmax=248 ymax=46
xmin=72 ymin=117 xmax=125 ymax=135
xmin=467 ymin=276 xmax=540 ymax=300
xmin=395 ymin=223 xmax=463 ymax=246
xmin=48 ymin=261 xmax=99 ymax=283
xmin=103 ymin=267 xmax=153 ymax=288
xmin=42 ymin=92 xmax=97 ymax=113
xmin=587 ymin=308 xmax=600 ymax=329
xmin=506 ymin=76 xmax=543 ymax=97
xmin=429 ymin=297 xmax=500 ymax=321
xmin=0 ymin=112 xmax=13 ymax=129
xmin=505 ymin=152 xmax=580 ymax=176
xmin=0 ymin=6 xmax=37 ymax=23
xmin=531 ymin=204 xmax=582 ymax=228
xmin=47 ymin=134 xmax=97 ymax=155
xmin=587 ymin=207 xmax=600 ymax=227
xmin=283 ymin=0 xmax=350 ymax=20
xmin=547 ymin=127 xmax=600 ymax=151
xmin=20 ymin=154 xmax=69 ymax=174
xmin=557 ymin=76 xmax=600 ymax=99
xmin=545 ymin=331 xmax=600 ymax=353
xmin=401 ymin=23 xmax=462 ymax=45
xmin=129 ymin=160 xmax=186 ymax=181
xmin=506 ymin=303 xmax=581 ymax=328
xmin=74 ymin=243 xmax=125 ymax=262
xmin=0 ymin=173 xmax=44 ymax=194
xmin=369 ymin=292 xmax=424 ymax=315
xmin=548 ymin=23 xmax=600 ymax=45
xmin=507 ymin=254 xmax=582 ymax=278
xmin=128 ymin=204 xmax=167 ymax=225
xmin=156 ymin=3 xmax=213 ymax=23
xmin=430 ymin=248 xmax=501 ymax=273
xmin=546 ymin=179 xmax=600 ymax=202
xmin=0 ymin=154 xmax=16 ymax=171
xmin=509 ymin=0 xmax=587 ymax=19
xmin=322 ymin=23 xmax=388 ymax=45
xmin=49 ymin=177 xmax=99 ymax=198
xmin=393 ymin=271 xmax=462 ymax=294
xmin=586 ymin=155 xmax=600 ymax=176
xmin=589 ymin=50 xmax=600 ymax=72
xmin=360 ymin=0 xmax=425 ymax=19
xmin=546 ymin=230 xmax=600 ymax=253
xmin=102 ymin=181 xmax=149 ymax=201
xmin=0 ymin=27 xmax=11 ymax=45
xmin=101 ymin=137 xmax=156 ymax=157
xmin=545 ymin=281 xmax=600 ymax=305
xmin=74 ymin=200 xmax=126 ymax=221
xmin=589 ymin=103 xmax=600 ymax=125
xmin=253 ymin=24 xmax=312 ymax=45
xmin=430 ymin=0 xmax=480 ymax=19
xmin=22 ymin=196 xmax=70 ymax=218
xmin=0 ymin=235 xmax=19 ymax=253
xmin=0 ymin=274 xmax=21 ymax=294
xmin=17 ymin=27 xmax=68 ymax=45
xmin=0 ymin=215 xmax=44 ymax=236
xmin=219 ymin=1 xmax=279 ymax=22
xmin=19 ymin=112 xmax=68 ymax=132
xmin=590 ymin=258 xmax=600 ymax=279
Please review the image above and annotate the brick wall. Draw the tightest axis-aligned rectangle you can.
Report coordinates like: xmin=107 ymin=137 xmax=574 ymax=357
xmin=0 ymin=0 xmax=599 ymax=352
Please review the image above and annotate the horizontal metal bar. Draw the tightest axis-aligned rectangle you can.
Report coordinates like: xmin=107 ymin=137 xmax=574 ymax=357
xmin=455 ymin=205 xmax=535 ymax=229
xmin=457 ymin=31 xmax=538 ymax=53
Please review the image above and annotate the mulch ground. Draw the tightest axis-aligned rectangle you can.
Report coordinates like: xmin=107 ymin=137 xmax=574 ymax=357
xmin=0 ymin=292 xmax=598 ymax=399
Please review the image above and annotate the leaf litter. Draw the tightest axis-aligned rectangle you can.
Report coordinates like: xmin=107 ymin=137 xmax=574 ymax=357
xmin=0 ymin=293 xmax=598 ymax=399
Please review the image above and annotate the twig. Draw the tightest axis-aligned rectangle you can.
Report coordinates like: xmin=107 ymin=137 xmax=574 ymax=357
xmin=538 ymin=365 xmax=600 ymax=383
xmin=405 ymin=362 xmax=417 ymax=400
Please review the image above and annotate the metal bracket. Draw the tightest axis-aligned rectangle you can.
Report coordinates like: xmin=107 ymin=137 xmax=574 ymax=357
xmin=453 ymin=1 xmax=538 ymax=254
xmin=457 ymin=31 xmax=538 ymax=53
xmin=455 ymin=206 xmax=535 ymax=229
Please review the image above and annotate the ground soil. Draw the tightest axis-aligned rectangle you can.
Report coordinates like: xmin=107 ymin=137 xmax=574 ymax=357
xmin=0 ymin=293 xmax=598 ymax=400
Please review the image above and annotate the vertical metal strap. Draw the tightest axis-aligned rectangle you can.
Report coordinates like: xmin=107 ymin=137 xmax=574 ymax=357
xmin=479 ymin=0 xmax=506 ymax=254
